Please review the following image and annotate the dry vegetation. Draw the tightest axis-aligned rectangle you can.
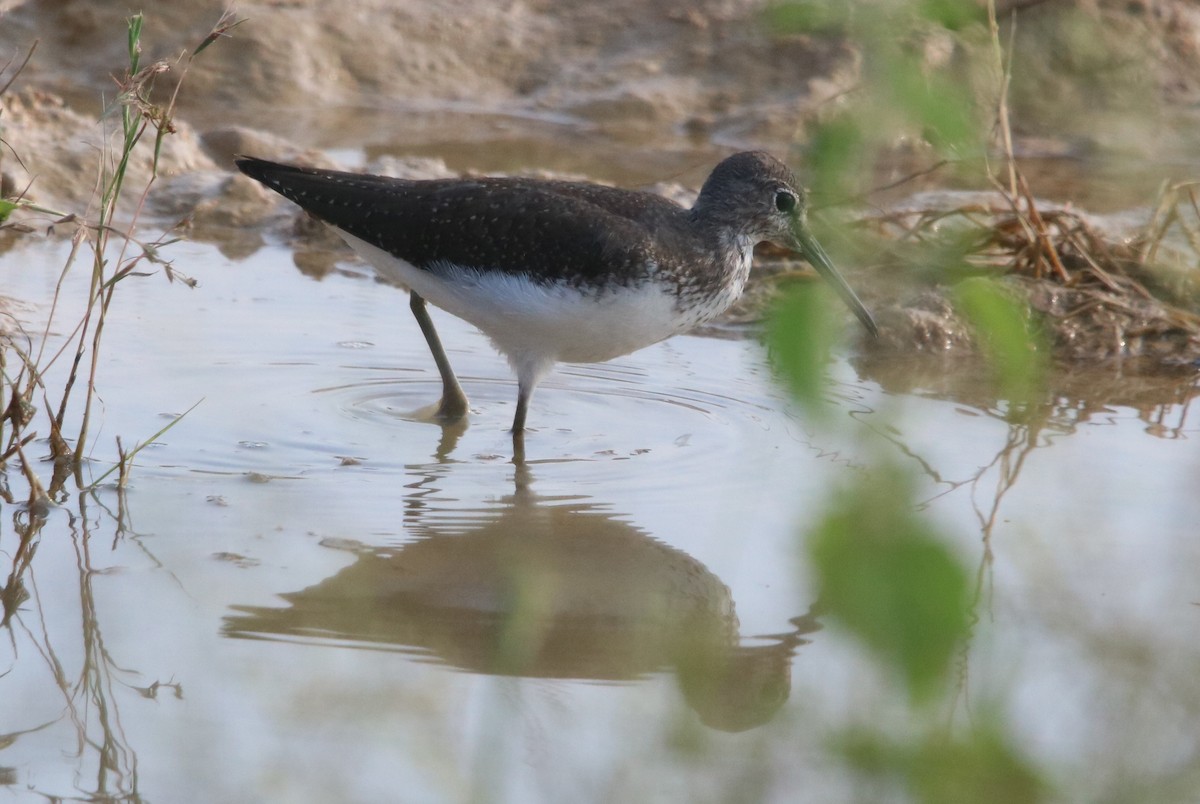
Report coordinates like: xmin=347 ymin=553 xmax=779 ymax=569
xmin=860 ymin=180 xmax=1200 ymax=362
xmin=0 ymin=12 xmax=240 ymax=505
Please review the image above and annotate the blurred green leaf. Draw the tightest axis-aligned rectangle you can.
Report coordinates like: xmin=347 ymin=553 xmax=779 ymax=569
xmin=806 ymin=116 xmax=864 ymax=206
xmin=889 ymin=62 xmax=976 ymax=153
xmin=808 ymin=466 xmax=970 ymax=702
xmin=763 ymin=0 xmax=847 ymax=35
xmin=766 ymin=281 xmax=839 ymax=419
xmin=0 ymin=199 xmax=16 ymax=223
xmin=918 ymin=0 xmax=985 ymax=31
xmin=837 ymin=718 xmax=1048 ymax=804
xmin=911 ymin=726 xmax=1047 ymax=804
xmin=770 ymin=0 xmax=988 ymax=183
xmin=954 ymin=277 xmax=1045 ymax=402
xmin=492 ymin=565 xmax=557 ymax=674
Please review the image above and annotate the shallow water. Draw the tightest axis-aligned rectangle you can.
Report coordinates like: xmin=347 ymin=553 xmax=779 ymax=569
xmin=2 ymin=231 xmax=1199 ymax=802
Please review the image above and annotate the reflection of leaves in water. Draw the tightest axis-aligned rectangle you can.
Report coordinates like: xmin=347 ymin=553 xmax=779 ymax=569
xmin=820 ymin=323 xmax=1197 ymax=801
xmin=0 ymin=720 xmax=56 ymax=751
xmin=852 ymin=352 xmax=1200 ymax=544
xmin=847 ymin=352 xmax=1194 ymax=689
xmin=0 ymin=489 xmax=168 ymax=801
xmin=133 ymin=678 xmax=184 ymax=700
xmin=799 ymin=404 xmax=1044 ymax=798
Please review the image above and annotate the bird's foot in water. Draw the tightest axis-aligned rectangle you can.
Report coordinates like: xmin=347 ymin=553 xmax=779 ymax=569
xmin=433 ymin=390 xmax=469 ymax=422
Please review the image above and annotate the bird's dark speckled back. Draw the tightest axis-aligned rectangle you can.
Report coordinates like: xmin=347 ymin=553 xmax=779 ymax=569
xmin=236 ymin=158 xmax=703 ymax=290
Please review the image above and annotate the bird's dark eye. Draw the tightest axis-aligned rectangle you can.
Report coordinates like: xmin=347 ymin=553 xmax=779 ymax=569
xmin=774 ymin=190 xmax=797 ymax=213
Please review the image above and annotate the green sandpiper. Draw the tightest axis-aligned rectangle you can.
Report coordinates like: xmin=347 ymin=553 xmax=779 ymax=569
xmin=236 ymin=151 xmax=877 ymax=454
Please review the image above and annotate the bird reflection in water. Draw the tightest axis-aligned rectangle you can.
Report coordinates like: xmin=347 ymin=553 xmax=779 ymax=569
xmin=223 ymin=465 xmax=819 ymax=732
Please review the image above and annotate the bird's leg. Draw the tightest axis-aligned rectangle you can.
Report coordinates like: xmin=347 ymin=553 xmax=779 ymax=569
xmin=511 ymin=355 xmax=549 ymax=463
xmin=512 ymin=381 xmax=531 ymax=435
xmin=509 ymin=379 xmax=533 ymax=463
xmin=511 ymin=428 xmax=526 ymax=465
xmin=409 ymin=291 xmax=468 ymax=420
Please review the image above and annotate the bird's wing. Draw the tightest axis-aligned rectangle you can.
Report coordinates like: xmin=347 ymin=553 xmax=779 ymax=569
xmin=236 ymin=158 xmax=680 ymax=286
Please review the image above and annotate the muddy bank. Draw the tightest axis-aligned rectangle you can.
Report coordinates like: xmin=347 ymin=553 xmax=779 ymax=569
xmin=0 ymin=0 xmax=861 ymax=225
xmin=4 ymin=0 xmax=1200 ymax=189
xmin=1 ymin=0 xmax=854 ymax=166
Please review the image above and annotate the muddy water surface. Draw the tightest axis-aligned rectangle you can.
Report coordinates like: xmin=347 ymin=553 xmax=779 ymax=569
xmin=1 ymin=224 xmax=1198 ymax=801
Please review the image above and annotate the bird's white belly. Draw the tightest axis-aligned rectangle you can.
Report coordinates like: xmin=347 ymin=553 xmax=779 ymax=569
xmin=341 ymin=232 xmax=697 ymax=365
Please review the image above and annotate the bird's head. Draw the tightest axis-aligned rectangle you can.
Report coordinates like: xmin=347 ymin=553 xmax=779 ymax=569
xmin=694 ymin=151 xmax=878 ymax=337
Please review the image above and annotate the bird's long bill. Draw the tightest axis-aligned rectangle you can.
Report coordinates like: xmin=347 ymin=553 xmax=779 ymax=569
xmin=793 ymin=226 xmax=879 ymax=338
